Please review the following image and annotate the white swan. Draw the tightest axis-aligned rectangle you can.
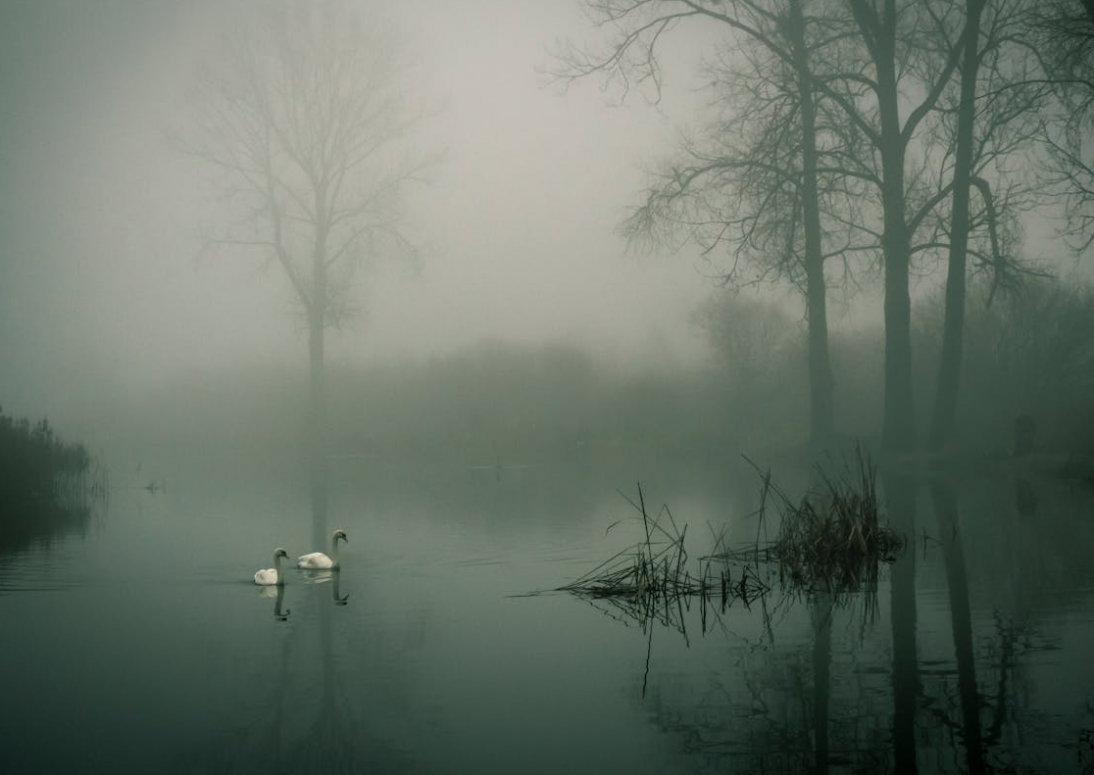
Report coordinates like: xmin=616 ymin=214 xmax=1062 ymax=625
xmin=254 ymin=548 xmax=289 ymax=586
xmin=297 ymin=529 xmax=348 ymax=569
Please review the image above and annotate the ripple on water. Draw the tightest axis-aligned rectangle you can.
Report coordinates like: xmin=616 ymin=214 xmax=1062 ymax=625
xmin=1 ymin=533 xmax=88 ymax=584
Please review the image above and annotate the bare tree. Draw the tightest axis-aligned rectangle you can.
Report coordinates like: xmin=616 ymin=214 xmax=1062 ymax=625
xmin=926 ymin=0 xmax=1049 ymax=451
xmin=553 ymin=0 xmax=858 ymax=448
xmin=770 ymin=0 xmax=1039 ymax=452
xmin=556 ymin=0 xmax=1023 ymax=452
xmin=818 ymin=0 xmax=975 ymax=451
xmin=179 ymin=0 xmax=431 ymax=467
xmin=1034 ymin=0 xmax=1094 ymax=250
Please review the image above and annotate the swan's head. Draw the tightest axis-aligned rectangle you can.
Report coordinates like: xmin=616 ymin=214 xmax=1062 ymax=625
xmin=275 ymin=548 xmax=289 ymax=559
xmin=333 ymin=529 xmax=348 ymax=543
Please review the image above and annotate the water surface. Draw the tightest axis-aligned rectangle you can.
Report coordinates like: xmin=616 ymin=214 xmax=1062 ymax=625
xmin=2 ymin=447 xmax=1092 ymax=774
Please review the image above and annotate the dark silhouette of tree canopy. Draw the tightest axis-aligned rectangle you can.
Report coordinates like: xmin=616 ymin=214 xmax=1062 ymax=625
xmin=179 ymin=0 xmax=431 ymax=467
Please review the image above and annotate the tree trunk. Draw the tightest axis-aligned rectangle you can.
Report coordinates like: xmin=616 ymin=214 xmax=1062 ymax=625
xmin=309 ymin=211 xmax=330 ymax=549
xmin=308 ymin=307 xmax=326 ymax=458
xmin=879 ymin=162 xmax=915 ymax=452
xmin=929 ymin=0 xmax=985 ymax=452
xmin=876 ymin=5 xmax=917 ymax=453
xmin=308 ymin=305 xmax=328 ymax=548
xmin=805 ymin=262 xmax=834 ymax=447
xmin=789 ymin=0 xmax=835 ymax=449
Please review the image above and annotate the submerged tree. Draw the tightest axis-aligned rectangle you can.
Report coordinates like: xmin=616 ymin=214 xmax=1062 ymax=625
xmin=180 ymin=0 xmax=430 ymax=472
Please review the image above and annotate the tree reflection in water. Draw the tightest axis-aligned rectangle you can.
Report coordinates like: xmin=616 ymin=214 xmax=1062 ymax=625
xmin=885 ymin=471 xmax=918 ymax=775
xmin=172 ymin=459 xmax=420 ymax=775
xmin=570 ymin=472 xmax=1094 ymax=774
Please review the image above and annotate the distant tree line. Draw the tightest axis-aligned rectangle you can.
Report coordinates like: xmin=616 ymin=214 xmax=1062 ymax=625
xmin=697 ymin=276 xmax=1094 ymax=457
xmin=0 ymin=405 xmax=97 ymax=554
xmin=0 ymin=406 xmax=90 ymax=504
xmin=122 ymin=274 xmax=1094 ymax=463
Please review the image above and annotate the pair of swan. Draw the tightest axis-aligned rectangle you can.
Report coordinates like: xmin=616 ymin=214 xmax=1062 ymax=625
xmin=253 ymin=529 xmax=348 ymax=586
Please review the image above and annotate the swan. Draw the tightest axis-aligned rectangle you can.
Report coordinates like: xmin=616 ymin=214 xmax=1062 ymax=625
xmin=254 ymin=548 xmax=289 ymax=586
xmin=297 ymin=529 xmax=348 ymax=569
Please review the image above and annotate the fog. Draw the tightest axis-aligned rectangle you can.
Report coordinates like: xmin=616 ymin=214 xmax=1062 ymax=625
xmin=0 ymin=0 xmax=717 ymax=429
xmin=2 ymin=0 xmax=1091 ymax=453
xmin=6 ymin=5 xmax=1094 ymax=771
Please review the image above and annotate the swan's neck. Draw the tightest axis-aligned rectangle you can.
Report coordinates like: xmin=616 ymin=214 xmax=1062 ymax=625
xmin=273 ymin=553 xmax=284 ymax=583
xmin=331 ymin=536 xmax=341 ymax=567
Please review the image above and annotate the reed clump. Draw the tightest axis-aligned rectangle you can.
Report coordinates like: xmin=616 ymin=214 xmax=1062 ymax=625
xmin=0 ymin=405 xmax=108 ymax=553
xmin=0 ymin=406 xmax=92 ymax=501
xmin=557 ymin=484 xmax=769 ymax=629
xmin=559 ymin=449 xmax=904 ymax=630
xmin=756 ymin=450 xmax=904 ymax=592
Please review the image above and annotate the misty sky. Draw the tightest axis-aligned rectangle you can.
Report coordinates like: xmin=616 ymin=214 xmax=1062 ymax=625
xmin=1 ymin=0 xmax=1088 ymax=430
xmin=0 ymin=0 xmax=725 ymax=425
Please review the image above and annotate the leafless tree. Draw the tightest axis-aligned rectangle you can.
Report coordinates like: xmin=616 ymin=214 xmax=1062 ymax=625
xmin=178 ymin=0 xmax=433 ymax=466
xmin=923 ymin=0 xmax=1050 ymax=450
xmin=556 ymin=0 xmax=1044 ymax=452
xmin=552 ymin=0 xmax=861 ymax=447
xmin=1033 ymin=0 xmax=1094 ymax=250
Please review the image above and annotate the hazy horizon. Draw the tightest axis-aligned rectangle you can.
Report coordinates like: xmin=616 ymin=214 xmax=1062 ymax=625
xmin=0 ymin=1 xmax=709 ymax=423
xmin=1 ymin=0 xmax=1088 ymax=433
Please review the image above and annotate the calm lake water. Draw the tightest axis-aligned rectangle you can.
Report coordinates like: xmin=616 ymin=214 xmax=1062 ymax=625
xmin=2 ymin=444 xmax=1093 ymax=774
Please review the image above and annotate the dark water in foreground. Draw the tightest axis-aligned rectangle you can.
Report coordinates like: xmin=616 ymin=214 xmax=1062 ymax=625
xmin=2 ymin=447 xmax=1093 ymax=774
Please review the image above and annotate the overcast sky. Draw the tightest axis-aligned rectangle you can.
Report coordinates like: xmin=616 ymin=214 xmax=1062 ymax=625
xmin=0 ymin=0 xmax=731 ymax=425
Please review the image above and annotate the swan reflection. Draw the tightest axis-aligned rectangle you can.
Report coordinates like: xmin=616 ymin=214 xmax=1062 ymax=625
xmin=299 ymin=568 xmax=350 ymax=605
xmin=257 ymin=583 xmax=291 ymax=620
xmin=333 ymin=572 xmax=349 ymax=606
xmin=301 ymin=568 xmax=333 ymax=584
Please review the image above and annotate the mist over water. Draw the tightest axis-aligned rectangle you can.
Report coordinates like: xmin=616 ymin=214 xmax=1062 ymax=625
xmin=3 ymin=444 xmax=1094 ymax=774
xmin=3 ymin=1 xmax=1094 ymax=773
